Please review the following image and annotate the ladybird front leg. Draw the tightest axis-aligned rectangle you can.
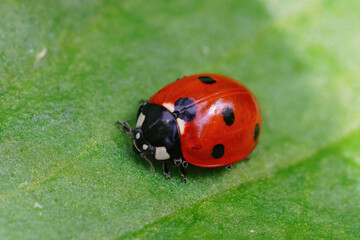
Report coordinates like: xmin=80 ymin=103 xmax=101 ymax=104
xmin=162 ymin=161 xmax=171 ymax=179
xmin=141 ymin=153 xmax=155 ymax=172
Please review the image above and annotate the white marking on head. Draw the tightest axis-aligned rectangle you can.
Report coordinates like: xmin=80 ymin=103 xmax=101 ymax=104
xmin=177 ymin=118 xmax=186 ymax=135
xmin=142 ymin=144 xmax=148 ymax=150
xmin=136 ymin=113 xmax=145 ymax=128
xmin=135 ymin=132 xmax=140 ymax=139
xmin=155 ymin=146 xmax=170 ymax=160
xmin=162 ymin=103 xmax=175 ymax=112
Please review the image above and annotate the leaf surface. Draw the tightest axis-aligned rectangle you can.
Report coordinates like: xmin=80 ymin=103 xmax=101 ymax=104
xmin=1 ymin=0 xmax=360 ymax=239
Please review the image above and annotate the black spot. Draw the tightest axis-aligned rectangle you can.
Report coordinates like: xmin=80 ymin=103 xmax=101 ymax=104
xmin=174 ymin=97 xmax=196 ymax=122
xmin=198 ymin=76 xmax=216 ymax=84
xmin=212 ymin=144 xmax=224 ymax=159
xmin=254 ymin=123 xmax=260 ymax=141
xmin=222 ymin=106 xmax=235 ymax=126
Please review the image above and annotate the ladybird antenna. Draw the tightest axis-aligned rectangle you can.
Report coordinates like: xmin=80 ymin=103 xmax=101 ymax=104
xmin=141 ymin=153 xmax=155 ymax=172
xmin=116 ymin=121 xmax=133 ymax=138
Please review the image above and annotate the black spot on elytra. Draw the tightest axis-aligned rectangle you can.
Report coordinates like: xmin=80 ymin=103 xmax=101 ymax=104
xmin=212 ymin=144 xmax=224 ymax=159
xmin=198 ymin=76 xmax=216 ymax=84
xmin=222 ymin=106 xmax=235 ymax=126
xmin=254 ymin=123 xmax=260 ymax=141
xmin=174 ymin=97 xmax=196 ymax=122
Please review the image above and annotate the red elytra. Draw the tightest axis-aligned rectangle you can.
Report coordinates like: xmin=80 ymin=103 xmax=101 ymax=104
xmin=149 ymin=73 xmax=261 ymax=168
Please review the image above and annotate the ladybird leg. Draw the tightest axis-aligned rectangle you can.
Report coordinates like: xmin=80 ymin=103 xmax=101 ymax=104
xmin=162 ymin=161 xmax=171 ymax=179
xmin=244 ymin=156 xmax=251 ymax=162
xmin=115 ymin=121 xmax=133 ymax=137
xmin=141 ymin=153 xmax=155 ymax=172
xmin=178 ymin=165 xmax=187 ymax=183
xmin=182 ymin=160 xmax=189 ymax=168
xmin=139 ymin=100 xmax=148 ymax=105
xmin=174 ymin=158 xmax=182 ymax=166
xmin=225 ymin=164 xmax=233 ymax=170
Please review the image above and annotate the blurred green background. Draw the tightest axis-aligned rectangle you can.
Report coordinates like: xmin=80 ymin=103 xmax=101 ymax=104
xmin=1 ymin=0 xmax=360 ymax=239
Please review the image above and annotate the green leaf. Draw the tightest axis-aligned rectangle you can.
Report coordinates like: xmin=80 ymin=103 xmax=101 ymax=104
xmin=1 ymin=0 xmax=360 ymax=239
xmin=124 ymin=130 xmax=360 ymax=239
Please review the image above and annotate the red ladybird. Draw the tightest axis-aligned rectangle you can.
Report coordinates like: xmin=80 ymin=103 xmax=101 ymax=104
xmin=117 ymin=74 xmax=261 ymax=182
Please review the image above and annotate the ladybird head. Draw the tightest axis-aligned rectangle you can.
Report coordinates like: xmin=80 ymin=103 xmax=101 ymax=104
xmin=132 ymin=127 xmax=155 ymax=156
xmin=133 ymin=101 xmax=181 ymax=161
xmin=117 ymin=101 xmax=181 ymax=171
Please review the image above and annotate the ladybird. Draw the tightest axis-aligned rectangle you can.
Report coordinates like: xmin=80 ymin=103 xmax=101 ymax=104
xmin=117 ymin=74 xmax=261 ymax=182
